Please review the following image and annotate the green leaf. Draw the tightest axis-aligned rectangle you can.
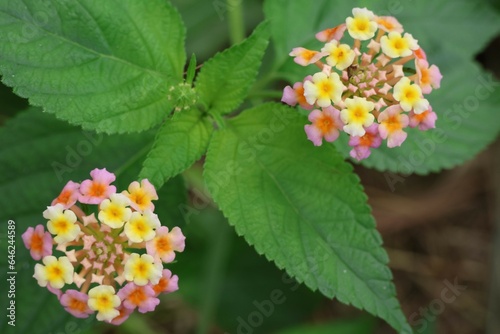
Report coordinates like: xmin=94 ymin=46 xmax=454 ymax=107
xmin=195 ymin=21 xmax=270 ymax=115
xmin=0 ymin=108 xmax=154 ymax=334
xmin=186 ymin=54 xmax=197 ymax=85
xmin=139 ymin=108 xmax=213 ymax=189
xmin=203 ymin=103 xmax=412 ymax=333
xmin=334 ymin=59 xmax=500 ymax=175
xmin=0 ymin=0 xmax=186 ymax=133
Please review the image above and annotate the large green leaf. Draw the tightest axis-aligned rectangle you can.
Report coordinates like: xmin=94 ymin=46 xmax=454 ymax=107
xmin=139 ymin=108 xmax=213 ymax=189
xmin=195 ymin=22 xmax=270 ymax=116
xmin=0 ymin=108 xmax=156 ymax=334
xmin=0 ymin=0 xmax=186 ymax=133
xmin=203 ymin=103 xmax=411 ymax=333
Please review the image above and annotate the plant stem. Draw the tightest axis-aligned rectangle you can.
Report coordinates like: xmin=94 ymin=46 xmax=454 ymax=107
xmin=113 ymin=144 xmax=151 ymax=177
xmin=227 ymin=0 xmax=244 ymax=45
xmin=209 ymin=111 xmax=226 ymax=130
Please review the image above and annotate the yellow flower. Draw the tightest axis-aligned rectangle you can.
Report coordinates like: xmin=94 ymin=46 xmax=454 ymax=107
xmin=380 ymin=32 xmax=419 ymax=58
xmin=393 ymin=77 xmax=429 ymax=113
xmin=98 ymin=193 xmax=132 ymax=229
xmin=303 ymin=72 xmax=345 ymax=107
xmin=322 ymin=41 xmax=355 ymax=70
xmin=124 ymin=253 xmax=163 ymax=286
xmin=33 ymin=255 xmax=74 ymax=289
xmin=87 ymin=285 xmax=121 ymax=321
xmin=124 ymin=211 xmax=160 ymax=243
xmin=122 ymin=179 xmax=158 ymax=212
xmin=346 ymin=7 xmax=378 ymax=40
xmin=44 ymin=204 xmax=80 ymax=244
xmin=340 ymin=97 xmax=375 ymax=137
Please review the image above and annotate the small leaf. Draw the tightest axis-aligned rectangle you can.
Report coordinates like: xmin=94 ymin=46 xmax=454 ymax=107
xmin=195 ymin=21 xmax=270 ymax=115
xmin=186 ymin=54 xmax=197 ymax=85
xmin=0 ymin=0 xmax=186 ymax=133
xmin=0 ymin=108 xmax=154 ymax=334
xmin=204 ymin=103 xmax=412 ymax=333
xmin=139 ymin=108 xmax=213 ymax=189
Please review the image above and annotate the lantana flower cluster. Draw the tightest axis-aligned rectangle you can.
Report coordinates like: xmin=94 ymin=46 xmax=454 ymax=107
xmin=22 ymin=168 xmax=185 ymax=324
xmin=282 ymin=7 xmax=442 ymax=160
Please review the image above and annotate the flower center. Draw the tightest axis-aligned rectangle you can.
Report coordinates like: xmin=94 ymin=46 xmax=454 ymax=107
xmin=318 ymin=116 xmax=334 ymax=134
xmin=89 ymin=183 xmax=106 ymax=197
xmin=129 ymin=288 xmax=147 ymax=305
xmin=355 ymin=19 xmax=368 ymax=32
xmin=69 ymin=298 xmax=87 ymax=313
xmin=54 ymin=219 xmax=70 ymax=233
xmin=31 ymin=233 xmax=43 ymax=252
xmin=156 ymin=236 xmax=172 ymax=253
xmin=47 ymin=265 xmax=63 ymax=280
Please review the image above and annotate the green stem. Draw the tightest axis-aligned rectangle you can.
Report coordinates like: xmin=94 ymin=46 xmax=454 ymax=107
xmin=227 ymin=0 xmax=244 ymax=45
xmin=113 ymin=144 xmax=151 ymax=177
xmin=209 ymin=111 xmax=227 ymax=130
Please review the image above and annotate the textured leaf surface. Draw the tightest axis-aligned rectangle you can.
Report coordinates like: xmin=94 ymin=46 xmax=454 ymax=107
xmin=204 ymin=103 xmax=411 ymax=333
xmin=140 ymin=108 xmax=213 ymax=189
xmin=264 ymin=0 xmax=500 ymax=174
xmin=0 ymin=0 xmax=186 ymax=133
xmin=196 ymin=22 xmax=269 ymax=115
xmin=0 ymin=109 xmax=155 ymax=334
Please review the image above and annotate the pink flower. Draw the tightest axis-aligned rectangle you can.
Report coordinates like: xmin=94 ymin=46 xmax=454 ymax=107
xmin=60 ymin=290 xmax=93 ymax=318
xmin=51 ymin=181 xmax=80 ymax=209
xmin=79 ymin=168 xmax=116 ymax=204
xmin=22 ymin=225 xmax=52 ymax=260
xmin=289 ymin=47 xmax=326 ymax=66
xmin=409 ymin=108 xmax=437 ymax=130
xmin=117 ymin=282 xmax=160 ymax=313
xmin=416 ymin=59 xmax=443 ymax=94
xmin=282 ymin=76 xmax=314 ymax=110
xmin=146 ymin=226 xmax=185 ymax=263
xmin=151 ymin=269 xmax=179 ymax=296
xmin=304 ymin=106 xmax=343 ymax=146
xmin=108 ymin=305 xmax=133 ymax=325
xmin=378 ymin=105 xmax=410 ymax=148
xmin=348 ymin=123 xmax=382 ymax=161
xmin=315 ymin=23 xmax=347 ymax=42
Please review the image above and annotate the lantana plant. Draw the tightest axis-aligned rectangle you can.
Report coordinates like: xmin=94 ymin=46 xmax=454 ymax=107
xmin=22 ymin=168 xmax=185 ymax=324
xmin=282 ymin=7 xmax=442 ymax=160
xmin=1 ymin=1 xmax=498 ymax=333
